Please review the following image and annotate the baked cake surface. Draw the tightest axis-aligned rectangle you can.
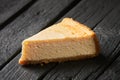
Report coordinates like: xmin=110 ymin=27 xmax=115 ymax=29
xmin=19 ymin=18 xmax=100 ymax=65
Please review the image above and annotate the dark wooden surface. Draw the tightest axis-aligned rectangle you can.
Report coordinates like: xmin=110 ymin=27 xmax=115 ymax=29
xmin=0 ymin=0 xmax=120 ymax=80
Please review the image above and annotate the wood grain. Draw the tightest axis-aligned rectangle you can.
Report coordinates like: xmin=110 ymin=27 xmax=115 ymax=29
xmin=0 ymin=54 xmax=56 ymax=80
xmin=0 ymin=0 xmax=32 ymax=27
xmin=0 ymin=0 xmax=81 ymax=80
xmin=0 ymin=0 xmax=120 ymax=80
xmin=0 ymin=0 xmax=77 ymax=69
xmin=96 ymin=44 xmax=120 ymax=80
xmin=42 ymin=0 xmax=120 ymax=80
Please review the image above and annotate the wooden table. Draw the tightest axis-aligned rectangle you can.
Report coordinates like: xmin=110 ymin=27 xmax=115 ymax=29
xmin=0 ymin=0 xmax=120 ymax=80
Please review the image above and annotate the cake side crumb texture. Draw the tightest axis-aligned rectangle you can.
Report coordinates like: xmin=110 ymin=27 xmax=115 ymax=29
xmin=19 ymin=18 xmax=100 ymax=65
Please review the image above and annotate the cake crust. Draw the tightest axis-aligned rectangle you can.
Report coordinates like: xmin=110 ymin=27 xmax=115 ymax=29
xmin=19 ymin=18 xmax=100 ymax=65
xmin=19 ymin=50 xmax=98 ymax=65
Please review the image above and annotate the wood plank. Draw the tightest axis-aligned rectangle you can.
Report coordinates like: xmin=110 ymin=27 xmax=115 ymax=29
xmin=0 ymin=0 xmax=77 ymax=69
xmin=80 ymin=5 xmax=120 ymax=80
xmin=0 ymin=54 xmax=56 ymax=80
xmin=0 ymin=0 xmax=32 ymax=27
xmin=41 ymin=0 xmax=120 ymax=80
xmin=96 ymin=44 xmax=120 ymax=80
xmin=0 ymin=0 xmax=80 ymax=80
xmin=1 ymin=0 xmax=120 ymax=80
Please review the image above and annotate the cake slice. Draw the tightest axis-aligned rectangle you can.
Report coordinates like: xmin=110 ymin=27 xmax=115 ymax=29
xmin=19 ymin=18 xmax=100 ymax=65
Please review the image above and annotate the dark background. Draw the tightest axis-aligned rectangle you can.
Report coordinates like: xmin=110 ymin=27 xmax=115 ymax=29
xmin=0 ymin=0 xmax=120 ymax=80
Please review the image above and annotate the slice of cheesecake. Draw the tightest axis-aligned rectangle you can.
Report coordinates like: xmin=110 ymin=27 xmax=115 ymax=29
xmin=19 ymin=18 xmax=100 ymax=65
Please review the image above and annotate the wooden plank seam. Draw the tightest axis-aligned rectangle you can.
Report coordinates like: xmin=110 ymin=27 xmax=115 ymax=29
xmin=0 ymin=0 xmax=37 ymax=30
xmin=0 ymin=0 xmax=82 ymax=71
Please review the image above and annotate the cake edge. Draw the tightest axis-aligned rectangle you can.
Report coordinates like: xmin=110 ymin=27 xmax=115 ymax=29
xmin=19 ymin=34 xmax=100 ymax=65
xmin=19 ymin=52 xmax=98 ymax=65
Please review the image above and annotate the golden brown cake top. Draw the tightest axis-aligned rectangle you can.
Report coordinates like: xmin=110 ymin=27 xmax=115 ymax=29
xmin=24 ymin=18 xmax=95 ymax=41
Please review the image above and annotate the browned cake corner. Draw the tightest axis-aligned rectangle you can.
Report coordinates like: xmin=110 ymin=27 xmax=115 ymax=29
xmin=19 ymin=18 xmax=100 ymax=65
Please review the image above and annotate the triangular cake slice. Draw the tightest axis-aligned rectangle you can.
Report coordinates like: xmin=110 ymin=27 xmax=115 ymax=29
xmin=19 ymin=18 xmax=100 ymax=65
